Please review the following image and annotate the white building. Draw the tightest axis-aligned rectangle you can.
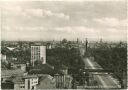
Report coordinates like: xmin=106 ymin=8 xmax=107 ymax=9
xmin=13 ymin=75 xmax=38 ymax=90
xmin=1 ymin=54 xmax=8 ymax=64
xmin=31 ymin=46 xmax=46 ymax=66
xmin=1 ymin=54 xmax=6 ymax=61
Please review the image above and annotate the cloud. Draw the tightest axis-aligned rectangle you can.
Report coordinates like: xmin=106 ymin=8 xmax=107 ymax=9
xmin=106 ymin=28 xmax=126 ymax=35
xmin=1 ymin=3 xmax=70 ymax=20
xmin=3 ymin=26 xmax=45 ymax=32
xmin=55 ymin=12 xmax=70 ymax=20
xmin=1 ymin=1 xmax=126 ymax=41
xmin=24 ymin=9 xmax=43 ymax=18
xmin=40 ymin=9 xmax=70 ymax=20
xmin=2 ymin=5 xmax=22 ymax=15
xmin=94 ymin=17 xmax=127 ymax=27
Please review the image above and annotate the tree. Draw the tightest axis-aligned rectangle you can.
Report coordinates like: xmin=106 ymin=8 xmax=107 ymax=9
xmin=90 ymin=42 xmax=127 ymax=83
xmin=34 ymin=60 xmax=42 ymax=66
xmin=62 ymin=38 xmax=67 ymax=44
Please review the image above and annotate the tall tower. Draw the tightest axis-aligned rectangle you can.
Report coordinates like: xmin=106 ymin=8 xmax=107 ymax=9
xmin=100 ymin=38 xmax=103 ymax=43
xmin=85 ymin=38 xmax=88 ymax=52
xmin=31 ymin=46 xmax=46 ymax=67
xmin=77 ymin=38 xmax=79 ymax=43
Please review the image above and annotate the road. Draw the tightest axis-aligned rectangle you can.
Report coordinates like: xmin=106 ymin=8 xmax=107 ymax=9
xmin=83 ymin=58 xmax=121 ymax=88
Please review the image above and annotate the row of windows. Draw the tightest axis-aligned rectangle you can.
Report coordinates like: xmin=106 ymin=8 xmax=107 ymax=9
xmin=31 ymin=58 xmax=40 ymax=60
xmin=31 ymin=55 xmax=40 ymax=57
xmin=31 ymin=55 xmax=40 ymax=59
xmin=31 ymin=53 xmax=40 ymax=56
xmin=31 ymin=81 xmax=38 ymax=84
xmin=31 ymin=51 xmax=41 ymax=55
xmin=20 ymin=86 xmax=25 ymax=88
xmin=31 ymin=52 xmax=40 ymax=55
xmin=31 ymin=79 xmax=38 ymax=84
xmin=31 ymin=49 xmax=40 ymax=52
xmin=31 ymin=47 xmax=40 ymax=50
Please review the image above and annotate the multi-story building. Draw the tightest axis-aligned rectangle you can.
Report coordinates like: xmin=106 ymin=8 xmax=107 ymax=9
xmin=31 ymin=46 xmax=46 ymax=66
xmin=2 ymin=75 xmax=38 ymax=90
xmin=54 ymin=67 xmax=73 ymax=89
xmin=54 ymin=74 xmax=73 ymax=89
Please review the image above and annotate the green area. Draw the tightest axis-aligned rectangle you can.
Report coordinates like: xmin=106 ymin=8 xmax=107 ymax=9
xmin=46 ymin=47 xmax=84 ymax=73
xmin=1 ymin=46 xmax=31 ymax=63
xmin=88 ymin=42 xmax=127 ymax=81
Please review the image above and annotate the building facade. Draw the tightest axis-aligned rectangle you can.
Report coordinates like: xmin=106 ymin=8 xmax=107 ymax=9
xmin=1 ymin=54 xmax=6 ymax=61
xmin=31 ymin=46 xmax=46 ymax=66
xmin=54 ymin=74 xmax=73 ymax=89
xmin=13 ymin=75 xmax=38 ymax=90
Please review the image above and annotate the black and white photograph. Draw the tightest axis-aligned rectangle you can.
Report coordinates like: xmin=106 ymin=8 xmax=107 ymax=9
xmin=0 ymin=0 xmax=127 ymax=89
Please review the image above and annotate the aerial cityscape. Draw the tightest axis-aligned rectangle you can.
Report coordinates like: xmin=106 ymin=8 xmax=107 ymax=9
xmin=1 ymin=39 xmax=127 ymax=89
xmin=1 ymin=0 xmax=127 ymax=89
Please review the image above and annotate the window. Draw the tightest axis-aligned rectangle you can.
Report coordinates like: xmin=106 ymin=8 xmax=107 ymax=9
xmin=1 ymin=78 xmax=3 ymax=81
xmin=20 ymin=86 xmax=25 ymax=88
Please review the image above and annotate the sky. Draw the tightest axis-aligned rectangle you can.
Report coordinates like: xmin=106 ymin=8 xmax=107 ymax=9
xmin=0 ymin=0 xmax=127 ymax=41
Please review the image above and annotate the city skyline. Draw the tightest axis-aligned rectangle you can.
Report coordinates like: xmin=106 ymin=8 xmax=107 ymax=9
xmin=0 ymin=0 xmax=127 ymax=41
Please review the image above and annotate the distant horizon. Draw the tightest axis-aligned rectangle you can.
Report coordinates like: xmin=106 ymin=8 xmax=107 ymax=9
xmin=1 ymin=38 xmax=127 ymax=43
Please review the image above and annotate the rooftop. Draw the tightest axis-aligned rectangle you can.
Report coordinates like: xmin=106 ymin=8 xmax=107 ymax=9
xmin=23 ymin=75 xmax=38 ymax=79
xmin=12 ymin=76 xmax=24 ymax=84
xmin=6 ymin=47 xmax=15 ymax=51
xmin=4 ymin=75 xmax=38 ymax=84
xmin=2 ymin=69 xmax=24 ymax=77
xmin=29 ymin=64 xmax=55 ymax=75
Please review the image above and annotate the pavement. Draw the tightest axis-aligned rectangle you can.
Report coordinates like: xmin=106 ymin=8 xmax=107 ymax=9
xmin=83 ymin=58 xmax=121 ymax=89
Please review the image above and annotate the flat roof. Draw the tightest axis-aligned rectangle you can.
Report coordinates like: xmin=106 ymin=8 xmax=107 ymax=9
xmin=2 ymin=69 xmax=24 ymax=77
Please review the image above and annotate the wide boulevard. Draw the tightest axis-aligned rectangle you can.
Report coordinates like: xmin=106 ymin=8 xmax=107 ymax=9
xmin=83 ymin=58 xmax=121 ymax=89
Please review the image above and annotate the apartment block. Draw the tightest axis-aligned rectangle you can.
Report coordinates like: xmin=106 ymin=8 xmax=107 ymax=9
xmin=31 ymin=46 xmax=46 ymax=66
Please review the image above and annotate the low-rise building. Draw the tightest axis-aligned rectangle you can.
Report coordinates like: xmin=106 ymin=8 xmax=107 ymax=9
xmin=54 ymin=66 xmax=73 ymax=89
xmin=1 ymin=54 xmax=8 ymax=67
xmin=37 ymin=74 xmax=56 ymax=89
xmin=1 ymin=69 xmax=26 ymax=82
xmin=2 ymin=75 xmax=38 ymax=90
xmin=9 ymin=62 xmax=26 ymax=72
xmin=23 ymin=75 xmax=38 ymax=90
xmin=1 ymin=54 xmax=7 ymax=61
xmin=54 ymin=74 xmax=73 ymax=89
